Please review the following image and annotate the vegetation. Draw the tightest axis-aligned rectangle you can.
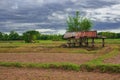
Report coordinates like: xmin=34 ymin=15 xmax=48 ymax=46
xmin=23 ymin=30 xmax=40 ymax=43
xmin=0 ymin=62 xmax=80 ymax=71
xmin=80 ymin=46 xmax=120 ymax=73
xmin=98 ymin=32 xmax=120 ymax=39
xmin=66 ymin=11 xmax=92 ymax=32
xmin=0 ymin=30 xmax=120 ymax=42
xmin=0 ymin=31 xmax=64 ymax=42
xmin=0 ymin=39 xmax=120 ymax=73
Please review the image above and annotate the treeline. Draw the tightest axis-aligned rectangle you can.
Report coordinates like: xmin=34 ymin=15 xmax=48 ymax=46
xmin=0 ymin=31 xmax=63 ymax=41
xmin=98 ymin=32 xmax=120 ymax=39
xmin=0 ymin=31 xmax=120 ymax=41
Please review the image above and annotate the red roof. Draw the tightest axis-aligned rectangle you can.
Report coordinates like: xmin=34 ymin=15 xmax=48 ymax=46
xmin=64 ymin=31 xmax=97 ymax=39
xmin=75 ymin=31 xmax=97 ymax=38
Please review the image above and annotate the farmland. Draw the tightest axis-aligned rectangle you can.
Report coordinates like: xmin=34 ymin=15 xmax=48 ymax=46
xmin=0 ymin=39 xmax=120 ymax=80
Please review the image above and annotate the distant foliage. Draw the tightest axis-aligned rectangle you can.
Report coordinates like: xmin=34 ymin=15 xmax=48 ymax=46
xmin=66 ymin=11 xmax=92 ymax=32
xmin=0 ymin=31 xmax=64 ymax=41
xmin=9 ymin=31 xmax=20 ymax=40
xmin=38 ymin=34 xmax=63 ymax=41
xmin=98 ymin=32 xmax=120 ymax=39
xmin=1 ymin=31 xmax=120 ymax=41
xmin=0 ymin=31 xmax=21 ymax=41
xmin=23 ymin=30 xmax=40 ymax=43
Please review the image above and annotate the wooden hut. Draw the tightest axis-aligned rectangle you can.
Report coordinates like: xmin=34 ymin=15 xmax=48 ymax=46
xmin=64 ymin=31 xmax=106 ymax=47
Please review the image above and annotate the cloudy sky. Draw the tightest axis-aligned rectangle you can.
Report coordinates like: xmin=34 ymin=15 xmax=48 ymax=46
xmin=0 ymin=0 xmax=120 ymax=34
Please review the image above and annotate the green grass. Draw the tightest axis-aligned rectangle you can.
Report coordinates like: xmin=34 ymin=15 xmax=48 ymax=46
xmin=0 ymin=62 xmax=80 ymax=71
xmin=95 ymin=39 xmax=120 ymax=44
xmin=80 ymin=45 xmax=120 ymax=73
xmin=0 ymin=39 xmax=120 ymax=73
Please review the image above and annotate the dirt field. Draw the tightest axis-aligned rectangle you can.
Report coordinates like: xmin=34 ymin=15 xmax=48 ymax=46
xmin=0 ymin=53 xmax=98 ymax=64
xmin=0 ymin=67 xmax=119 ymax=80
xmin=104 ymin=54 xmax=120 ymax=64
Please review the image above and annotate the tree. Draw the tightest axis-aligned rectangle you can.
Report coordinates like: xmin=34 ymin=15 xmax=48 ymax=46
xmin=9 ymin=31 xmax=20 ymax=40
xmin=0 ymin=32 xmax=3 ymax=40
xmin=66 ymin=11 xmax=92 ymax=32
xmin=2 ymin=33 xmax=9 ymax=41
xmin=23 ymin=30 xmax=40 ymax=43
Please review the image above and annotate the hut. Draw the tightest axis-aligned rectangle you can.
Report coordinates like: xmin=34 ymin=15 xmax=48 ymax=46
xmin=64 ymin=31 xmax=106 ymax=47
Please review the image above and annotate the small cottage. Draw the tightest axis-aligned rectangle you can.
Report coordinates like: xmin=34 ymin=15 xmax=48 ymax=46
xmin=64 ymin=31 xmax=106 ymax=47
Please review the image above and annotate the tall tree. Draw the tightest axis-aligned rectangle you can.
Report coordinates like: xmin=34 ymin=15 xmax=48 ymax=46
xmin=66 ymin=11 xmax=92 ymax=32
xmin=0 ymin=32 xmax=3 ymax=40
xmin=23 ymin=30 xmax=40 ymax=43
xmin=9 ymin=31 xmax=20 ymax=40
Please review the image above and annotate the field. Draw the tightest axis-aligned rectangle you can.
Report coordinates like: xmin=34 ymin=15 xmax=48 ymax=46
xmin=0 ymin=39 xmax=120 ymax=80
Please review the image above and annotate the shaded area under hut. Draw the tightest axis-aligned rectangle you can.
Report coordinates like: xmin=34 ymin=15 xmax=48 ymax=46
xmin=63 ymin=31 xmax=106 ymax=48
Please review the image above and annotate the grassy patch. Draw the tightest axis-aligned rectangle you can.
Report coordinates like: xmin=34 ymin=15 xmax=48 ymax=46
xmin=0 ymin=61 xmax=120 ymax=73
xmin=80 ymin=46 xmax=120 ymax=73
xmin=80 ymin=63 xmax=120 ymax=73
xmin=0 ymin=62 xmax=80 ymax=71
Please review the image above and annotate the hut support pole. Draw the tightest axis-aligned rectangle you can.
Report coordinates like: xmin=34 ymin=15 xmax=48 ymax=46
xmin=86 ymin=38 xmax=89 ymax=47
xmin=92 ymin=38 xmax=94 ymax=47
xmin=68 ymin=39 xmax=71 ymax=47
xmin=102 ymin=38 xmax=105 ymax=47
xmin=79 ymin=38 xmax=82 ymax=47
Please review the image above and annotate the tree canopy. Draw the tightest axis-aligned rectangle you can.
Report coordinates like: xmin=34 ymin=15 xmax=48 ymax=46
xmin=23 ymin=30 xmax=40 ymax=43
xmin=66 ymin=11 xmax=92 ymax=32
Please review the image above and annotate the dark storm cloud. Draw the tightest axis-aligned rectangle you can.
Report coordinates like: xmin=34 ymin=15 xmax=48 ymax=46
xmin=0 ymin=0 xmax=120 ymax=33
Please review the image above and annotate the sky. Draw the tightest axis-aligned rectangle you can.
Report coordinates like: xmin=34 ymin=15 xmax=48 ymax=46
xmin=0 ymin=0 xmax=120 ymax=34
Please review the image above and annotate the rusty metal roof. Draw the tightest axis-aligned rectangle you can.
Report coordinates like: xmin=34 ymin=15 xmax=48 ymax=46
xmin=64 ymin=31 xmax=97 ymax=39
xmin=75 ymin=31 xmax=97 ymax=38
xmin=63 ymin=32 xmax=76 ymax=39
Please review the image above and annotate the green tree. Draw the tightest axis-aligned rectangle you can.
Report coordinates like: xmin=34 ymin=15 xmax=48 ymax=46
xmin=67 ymin=11 xmax=92 ymax=32
xmin=23 ymin=30 xmax=40 ymax=43
xmin=0 ymin=32 xmax=3 ymax=40
xmin=9 ymin=31 xmax=20 ymax=40
xmin=2 ymin=33 xmax=9 ymax=41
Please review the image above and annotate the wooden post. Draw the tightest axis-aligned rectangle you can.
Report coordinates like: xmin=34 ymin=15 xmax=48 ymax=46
xmin=79 ymin=38 xmax=82 ymax=47
xmin=73 ymin=39 xmax=75 ymax=47
xmin=102 ymin=38 xmax=105 ymax=47
xmin=68 ymin=39 xmax=71 ymax=47
xmin=86 ymin=38 xmax=89 ymax=47
xmin=92 ymin=38 xmax=94 ymax=47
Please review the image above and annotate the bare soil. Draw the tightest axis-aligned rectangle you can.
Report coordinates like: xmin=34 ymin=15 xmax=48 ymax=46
xmin=0 ymin=53 xmax=98 ymax=64
xmin=104 ymin=54 xmax=120 ymax=64
xmin=0 ymin=67 xmax=119 ymax=80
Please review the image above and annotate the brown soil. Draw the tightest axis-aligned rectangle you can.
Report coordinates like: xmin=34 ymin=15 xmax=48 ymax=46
xmin=104 ymin=54 xmax=120 ymax=64
xmin=0 ymin=53 xmax=98 ymax=64
xmin=0 ymin=67 xmax=119 ymax=80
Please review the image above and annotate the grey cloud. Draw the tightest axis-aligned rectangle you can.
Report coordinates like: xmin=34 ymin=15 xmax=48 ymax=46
xmin=0 ymin=0 xmax=120 ymax=33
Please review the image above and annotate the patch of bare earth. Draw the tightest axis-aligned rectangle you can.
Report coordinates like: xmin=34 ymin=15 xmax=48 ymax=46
xmin=0 ymin=53 xmax=98 ymax=64
xmin=104 ymin=54 xmax=120 ymax=64
xmin=0 ymin=67 xmax=119 ymax=80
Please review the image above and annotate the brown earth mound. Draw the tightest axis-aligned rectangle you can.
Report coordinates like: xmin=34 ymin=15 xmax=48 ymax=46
xmin=104 ymin=54 xmax=120 ymax=64
xmin=0 ymin=53 xmax=98 ymax=64
xmin=0 ymin=67 xmax=119 ymax=80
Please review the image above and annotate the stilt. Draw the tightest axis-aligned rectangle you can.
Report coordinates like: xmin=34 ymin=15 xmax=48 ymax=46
xmin=102 ymin=38 xmax=105 ymax=47
xmin=86 ymin=38 xmax=89 ymax=47
xmin=67 ymin=39 xmax=71 ymax=47
xmin=79 ymin=38 xmax=82 ymax=47
xmin=92 ymin=38 xmax=94 ymax=47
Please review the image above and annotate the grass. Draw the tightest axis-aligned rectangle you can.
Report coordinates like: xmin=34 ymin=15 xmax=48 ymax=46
xmin=0 ymin=39 xmax=117 ymax=53
xmin=0 ymin=39 xmax=120 ymax=73
xmin=0 ymin=45 xmax=119 ymax=73
xmin=0 ymin=40 xmax=101 ymax=53
xmin=80 ymin=45 xmax=120 ymax=73
xmin=0 ymin=62 xmax=80 ymax=71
